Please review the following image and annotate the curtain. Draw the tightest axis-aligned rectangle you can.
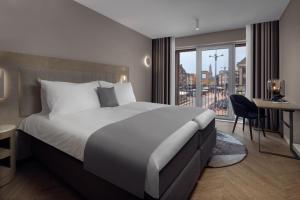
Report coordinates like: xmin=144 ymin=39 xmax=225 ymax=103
xmin=152 ymin=37 xmax=171 ymax=104
xmin=252 ymin=21 xmax=280 ymax=131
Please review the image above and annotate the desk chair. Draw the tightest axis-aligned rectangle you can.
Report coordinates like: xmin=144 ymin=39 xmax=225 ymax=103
xmin=230 ymin=94 xmax=266 ymax=140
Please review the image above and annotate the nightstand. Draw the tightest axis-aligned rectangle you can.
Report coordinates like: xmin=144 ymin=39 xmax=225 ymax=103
xmin=0 ymin=124 xmax=16 ymax=187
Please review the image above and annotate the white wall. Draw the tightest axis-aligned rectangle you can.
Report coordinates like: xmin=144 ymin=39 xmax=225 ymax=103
xmin=0 ymin=0 xmax=152 ymax=104
xmin=245 ymin=25 xmax=253 ymax=99
xmin=176 ymin=28 xmax=246 ymax=49
xmin=170 ymin=37 xmax=176 ymax=105
xmin=279 ymin=0 xmax=300 ymax=143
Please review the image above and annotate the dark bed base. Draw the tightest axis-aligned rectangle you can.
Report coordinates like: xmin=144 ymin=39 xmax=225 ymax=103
xmin=18 ymin=121 xmax=216 ymax=200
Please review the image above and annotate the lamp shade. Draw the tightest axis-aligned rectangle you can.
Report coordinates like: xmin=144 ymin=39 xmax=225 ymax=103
xmin=267 ymin=79 xmax=285 ymax=99
xmin=120 ymin=75 xmax=128 ymax=83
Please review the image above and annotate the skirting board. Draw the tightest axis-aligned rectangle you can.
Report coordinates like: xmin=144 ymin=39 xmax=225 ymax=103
xmin=283 ymin=135 xmax=300 ymax=157
xmin=293 ymin=144 xmax=300 ymax=156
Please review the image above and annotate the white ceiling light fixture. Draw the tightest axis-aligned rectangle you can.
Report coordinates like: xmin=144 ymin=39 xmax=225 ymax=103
xmin=195 ymin=18 xmax=200 ymax=31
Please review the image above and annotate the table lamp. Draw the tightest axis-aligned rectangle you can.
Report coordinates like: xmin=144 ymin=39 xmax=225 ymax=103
xmin=267 ymin=79 xmax=285 ymax=102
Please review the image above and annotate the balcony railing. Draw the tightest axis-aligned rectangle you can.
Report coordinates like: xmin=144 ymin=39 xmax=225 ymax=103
xmin=178 ymin=85 xmax=196 ymax=107
xmin=178 ymin=82 xmax=246 ymax=117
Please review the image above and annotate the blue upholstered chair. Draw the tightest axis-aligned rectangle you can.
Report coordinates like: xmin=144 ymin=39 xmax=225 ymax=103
xmin=229 ymin=94 xmax=266 ymax=140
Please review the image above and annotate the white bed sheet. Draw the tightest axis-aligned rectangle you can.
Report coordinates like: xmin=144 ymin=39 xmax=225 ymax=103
xmin=18 ymin=102 xmax=215 ymax=198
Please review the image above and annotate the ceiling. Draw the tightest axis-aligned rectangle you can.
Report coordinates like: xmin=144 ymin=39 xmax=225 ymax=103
xmin=73 ymin=0 xmax=289 ymax=39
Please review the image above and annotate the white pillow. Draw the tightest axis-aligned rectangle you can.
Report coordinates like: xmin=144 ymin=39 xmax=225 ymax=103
xmin=99 ymin=81 xmax=136 ymax=105
xmin=40 ymin=80 xmax=100 ymax=119
xmin=40 ymin=86 xmax=50 ymax=113
xmin=37 ymin=78 xmax=50 ymax=114
xmin=114 ymin=82 xmax=136 ymax=105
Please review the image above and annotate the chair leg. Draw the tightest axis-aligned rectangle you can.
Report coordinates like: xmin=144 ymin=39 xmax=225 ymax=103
xmin=243 ymin=118 xmax=245 ymax=131
xmin=261 ymin=118 xmax=266 ymax=137
xmin=249 ymin=119 xmax=253 ymax=140
xmin=232 ymin=116 xmax=239 ymax=133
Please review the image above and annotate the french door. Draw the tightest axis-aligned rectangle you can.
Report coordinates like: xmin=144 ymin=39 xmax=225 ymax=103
xmin=176 ymin=44 xmax=246 ymax=120
xmin=196 ymin=45 xmax=235 ymax=119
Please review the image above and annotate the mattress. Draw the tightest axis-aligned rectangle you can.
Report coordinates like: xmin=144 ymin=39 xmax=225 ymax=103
xmin=18 ymin=102 xmax=215 ymax=198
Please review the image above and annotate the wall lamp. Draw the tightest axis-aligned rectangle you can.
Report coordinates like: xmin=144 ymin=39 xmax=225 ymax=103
xmin=144 ymin=55 xmax=151 ymax=68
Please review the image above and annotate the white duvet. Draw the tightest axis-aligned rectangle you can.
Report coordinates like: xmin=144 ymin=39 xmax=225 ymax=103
xmin=18 ymin=102 xmax=215 ymax=198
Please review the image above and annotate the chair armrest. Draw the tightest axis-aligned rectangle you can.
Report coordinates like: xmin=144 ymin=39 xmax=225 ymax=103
xmin=248 ymin=101 xmax=258 ymax=112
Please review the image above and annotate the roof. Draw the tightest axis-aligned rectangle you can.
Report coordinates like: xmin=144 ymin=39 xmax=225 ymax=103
xmin=237 ymin=57 xmax=246 ymax=66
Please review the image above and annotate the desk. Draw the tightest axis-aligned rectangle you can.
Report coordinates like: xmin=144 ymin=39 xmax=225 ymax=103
xmin=253 ymin=99 xmax=300 ymax=159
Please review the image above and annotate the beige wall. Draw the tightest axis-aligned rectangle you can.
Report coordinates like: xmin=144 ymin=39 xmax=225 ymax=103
xmin=0 ymin=0 xmax=152 ymax=120
xmin=279 ymin=0 xmax=300 ymax=143
xmin=175 ymin=28 xmax=246 ymax=49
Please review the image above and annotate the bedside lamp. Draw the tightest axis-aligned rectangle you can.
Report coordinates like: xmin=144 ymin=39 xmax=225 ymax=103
xmin=120 ymin=75 xmax=128 ymax=83
xmin=267 ymin=79 xmax=285 ymax=101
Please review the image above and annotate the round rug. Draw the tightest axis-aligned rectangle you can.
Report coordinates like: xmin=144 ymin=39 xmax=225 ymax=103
xmin=208 ymin=132 xmax=247 ymax=168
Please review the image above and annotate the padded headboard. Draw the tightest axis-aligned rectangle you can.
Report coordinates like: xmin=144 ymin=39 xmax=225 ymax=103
xmin=0 ymin=52 xmax=129 ymax=117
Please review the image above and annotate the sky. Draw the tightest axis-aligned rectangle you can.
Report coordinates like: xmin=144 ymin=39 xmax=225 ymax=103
xmin=180 ymin=46 xmax=246 ymax=75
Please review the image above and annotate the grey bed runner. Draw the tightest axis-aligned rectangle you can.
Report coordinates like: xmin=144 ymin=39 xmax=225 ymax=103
xmin=84 ymin=106 xmax=205 ymax=198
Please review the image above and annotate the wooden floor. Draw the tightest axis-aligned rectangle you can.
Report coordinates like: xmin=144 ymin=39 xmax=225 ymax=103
xmin=1 ymin=121 xmax=300 ymax=200
xmin=191 ymin=121 xmax=300 ymax=200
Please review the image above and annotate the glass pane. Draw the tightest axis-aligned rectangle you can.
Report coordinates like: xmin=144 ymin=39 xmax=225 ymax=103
xmin=178 ymin=51 xmax=196 ymax=107
xmin=235 ymin=45 xmax=247 ymax=95
xmin=201 ymin=48 xmax=229 ymax=117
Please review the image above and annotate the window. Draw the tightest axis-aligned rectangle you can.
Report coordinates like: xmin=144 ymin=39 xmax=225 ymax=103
xmin=175 ymin=43 xmax=247 ymax=120
xmin=176 ymin=49 xmax=196 ymax=107
xmin=235 ymin=44 xmax=247 ymax=95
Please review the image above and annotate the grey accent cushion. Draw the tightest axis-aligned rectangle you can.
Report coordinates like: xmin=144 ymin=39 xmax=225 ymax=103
xmin=97 ymin=87 xmax=119 ymax=107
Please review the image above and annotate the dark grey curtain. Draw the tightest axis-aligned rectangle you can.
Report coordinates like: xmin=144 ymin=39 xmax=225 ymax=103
xmin=252 ymin=21 xmax=280 ymax=131
xmin=152 ymin=37 xmax=171 ymax=104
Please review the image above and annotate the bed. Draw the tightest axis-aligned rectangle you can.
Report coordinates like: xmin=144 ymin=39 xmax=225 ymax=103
xmin=18 ymin=102 xmax=216 ymax=200
xmin=9 ymin=52 xmax=216 ymax=200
